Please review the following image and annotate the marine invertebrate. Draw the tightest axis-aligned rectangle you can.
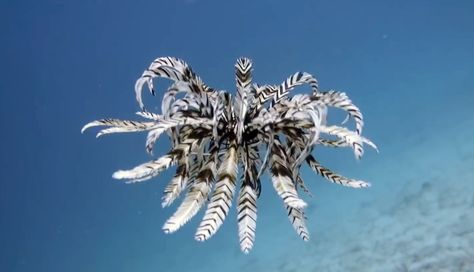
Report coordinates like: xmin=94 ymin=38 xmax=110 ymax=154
xmin=82 ymin=57 xmax=377 ymax=253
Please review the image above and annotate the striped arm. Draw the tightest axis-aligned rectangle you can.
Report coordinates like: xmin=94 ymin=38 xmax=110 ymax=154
xmin=313 ymin=90 xmax=364 ymax=135
xmin=135 ymin=57 xmax=209 ymax=110
xmin=195 ymin=140 xmax=238 ymax=241
xmin=161 ymin=161 xmax=188 ymax=207
xmin=270 ymin=138 xmax=307 ymax=209
xmin=112 ymin=154 xmax=176 ymax=183
xmin=234 ymin=57 xmax=253 ymax=144
xmin=237 ymin=171 xmax=258 ymax=253
xmin=81 ymin=119 xmax=156 ymax=137
xmin=162 ymin=147 xmax=218 ymax=234
xmin=306 ymin=155 xmax=371 ymax=188
xmin=320 ymin=125 xmax=377 ymax=159
xmin=286 ymin=205 xmax=309 ymax=241
xmin=256 ymin=72 xmax=319 ymax=105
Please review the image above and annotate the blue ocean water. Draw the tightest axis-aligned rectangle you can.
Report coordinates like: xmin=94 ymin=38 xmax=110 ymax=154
xmin=1 ymin=0 xmax=474 ymax=271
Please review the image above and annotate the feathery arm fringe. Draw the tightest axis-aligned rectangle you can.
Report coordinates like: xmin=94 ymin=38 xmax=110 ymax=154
xmin=195 ymin=140 xmax=238 ymax=241
xmin=237 ymin=175 xmax=258 ymax=253
xmin=306 ymin=155 xmax=370 ymax=188
xmin=270 ymin=138 xmax=307 ymax=209
xmin=162 ymin=146 xmax=218 ymax=233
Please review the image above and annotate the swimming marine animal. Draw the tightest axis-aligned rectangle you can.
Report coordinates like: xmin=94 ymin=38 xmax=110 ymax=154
xmin=82 ymin=57 xmax=377 ymax=253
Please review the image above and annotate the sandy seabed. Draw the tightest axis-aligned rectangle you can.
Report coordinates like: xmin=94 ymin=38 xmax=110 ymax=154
xmin=253 ymin=117 xmax=474 ymax=272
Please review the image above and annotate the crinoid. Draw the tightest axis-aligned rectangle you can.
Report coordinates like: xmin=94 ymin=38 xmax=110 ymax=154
xmin=82 ymin=57 xmax=377 ymax=253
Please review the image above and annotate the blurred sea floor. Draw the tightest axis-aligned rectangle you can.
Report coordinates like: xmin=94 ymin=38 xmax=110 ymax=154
xmin=243 ymin=112 xmax=474 ymax=271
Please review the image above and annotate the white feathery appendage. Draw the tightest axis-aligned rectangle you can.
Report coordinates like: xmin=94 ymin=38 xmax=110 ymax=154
xmin=237 ymin=183 xmax=258 ymax=253
xmin=112 ymin=155 xmax=174 ymax=183
xmin=306 ymin=155 xmax=371 ymax=188
xmin=271 ymin=174 xmax=307 ymax=209
xmin=161 ymin=163 xmax=188 ymax=207
xmin=145 ymin=128 xmax=167 ymax=154
xmin=135 ymin=76 xmax=153 ymax=110
xmin=235 ymin=58 xmax=252 ymax=144
xmin=195 ymin=145 xmax=238 ymax=241
xmin=315 ymin=90 xmax=364 ymax=135
xmin=162 ymin=149 xmax=218 ymax=234
xmin=162 ymin=177 xmax=213 ymax=234
xmin=145 ymin=118 xmax=211 ymax=154
xmin=270 ymin=140 xmax=307 ymax=209
xmin=286 ymin=205 xmax=309 ymax=241
xmin=81 ymin=119 xmax=156 ymax=137
xmin=135 ymin=57 xmax=189 ymax=110
xmin=320 ymin=125 xmax=378 ymax=159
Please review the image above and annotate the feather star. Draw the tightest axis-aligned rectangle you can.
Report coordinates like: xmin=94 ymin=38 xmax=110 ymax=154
xmin=82 ymin=57 xmax=377 ymax=253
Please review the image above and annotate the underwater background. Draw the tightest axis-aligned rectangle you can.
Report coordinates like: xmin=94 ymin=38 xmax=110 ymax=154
xmin=1 ymin=0 xmax=474 ymax=271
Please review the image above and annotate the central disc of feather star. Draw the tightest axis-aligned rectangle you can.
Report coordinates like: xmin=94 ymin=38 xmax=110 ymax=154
xmin=82 ymin=57 xmax=377 ymax=253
